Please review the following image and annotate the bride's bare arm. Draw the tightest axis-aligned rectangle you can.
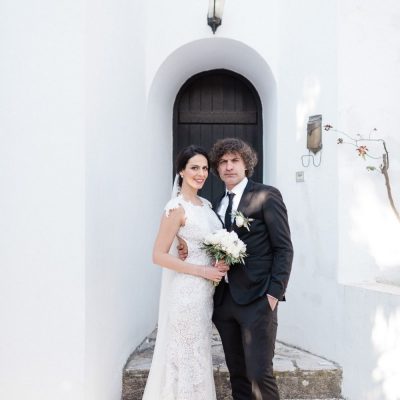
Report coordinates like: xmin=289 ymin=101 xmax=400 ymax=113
xmin=152 ymin=207 xmax=225 ymax=283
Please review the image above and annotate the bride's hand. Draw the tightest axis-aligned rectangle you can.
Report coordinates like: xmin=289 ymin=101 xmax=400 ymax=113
xmin=202 ymin=265 xmax=225 ymax=283
xmin=214 ymin=259 xmax=230 ymax=274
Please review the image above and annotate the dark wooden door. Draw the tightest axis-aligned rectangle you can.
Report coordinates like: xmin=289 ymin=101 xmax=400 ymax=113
xmin=173 ymin=69 xmax=263 ymax=201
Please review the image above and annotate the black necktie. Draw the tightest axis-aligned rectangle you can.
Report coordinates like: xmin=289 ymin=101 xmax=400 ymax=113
xmin=224 ymin=192 xmax=235 ymax=231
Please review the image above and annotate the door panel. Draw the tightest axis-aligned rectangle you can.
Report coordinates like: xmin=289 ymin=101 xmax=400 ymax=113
xmin=173 ymin=69 xmax=263 ymax=201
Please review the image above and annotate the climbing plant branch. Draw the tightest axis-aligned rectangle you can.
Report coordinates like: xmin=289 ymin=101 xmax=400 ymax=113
xmin=324 ymin=125 xmax=400 ymax=223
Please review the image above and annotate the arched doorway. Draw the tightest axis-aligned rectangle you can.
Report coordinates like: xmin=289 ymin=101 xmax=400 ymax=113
xmin=173 ymin=69 xmax=263 ymax=201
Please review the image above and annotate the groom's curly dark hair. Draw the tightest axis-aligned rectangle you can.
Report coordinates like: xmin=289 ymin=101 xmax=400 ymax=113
xmin=209 ymin=138 xmax=258 ymax=177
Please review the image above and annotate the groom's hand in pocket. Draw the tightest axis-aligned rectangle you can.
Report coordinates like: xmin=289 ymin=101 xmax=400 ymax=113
xmin=177 ymin=237 xmax=188 ymax=260
xmin=267 ymin=294 xmax=278 ymax=311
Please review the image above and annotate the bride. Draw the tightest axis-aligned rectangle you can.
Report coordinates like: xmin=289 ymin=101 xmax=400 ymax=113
xmin=142 ymin=145 xmax=227 ymax=400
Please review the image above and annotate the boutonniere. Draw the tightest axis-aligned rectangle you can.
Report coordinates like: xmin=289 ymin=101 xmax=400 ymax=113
xmin=232 ymin=210 xmax=254 ymax=231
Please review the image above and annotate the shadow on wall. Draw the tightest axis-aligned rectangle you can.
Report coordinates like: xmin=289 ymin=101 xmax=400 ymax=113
xmin=349 ymin=178 xmax=400 ymax=286
xmin=371 ymin=307 xmax=400 ymax=399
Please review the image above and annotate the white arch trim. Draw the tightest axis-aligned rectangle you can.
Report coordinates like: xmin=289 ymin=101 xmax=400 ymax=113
xmin=146 ymin=38 xmax=278 ymax=185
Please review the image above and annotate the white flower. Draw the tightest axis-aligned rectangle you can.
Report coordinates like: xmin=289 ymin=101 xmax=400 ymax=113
xmin=232 ymin=211 xmax=254 ymax=231
xmin=202 ymin=229 xmax=247 ymax=265
xmin=235 ymin=215 xmax=245 ymax=227
xmin=201 ymin=229 xmax=248 ymax=286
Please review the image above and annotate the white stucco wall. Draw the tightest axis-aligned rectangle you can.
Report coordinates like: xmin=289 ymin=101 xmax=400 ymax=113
xmin=144 ymin=1 xmax=400 ymax=400
xmin=337 ymin=2 xmax=400 ymax=398
xmin=2 ymin=1 xmax=400 ymax=399
xmin=337 ymin=0 xmax=400 ymax=286
xmin=0 ymin=1 xmax=151 ymax=399
xmin=279 ymin=2 xmax=400 ymax=400
xmin=0 ymin=1 xmax=85 ymax=399
xmin=85 ymin=1 xmax=153 ymax=400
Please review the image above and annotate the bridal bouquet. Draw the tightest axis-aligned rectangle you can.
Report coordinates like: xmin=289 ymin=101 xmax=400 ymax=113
xmin=202 ymin=229 xmax=247 ymax=269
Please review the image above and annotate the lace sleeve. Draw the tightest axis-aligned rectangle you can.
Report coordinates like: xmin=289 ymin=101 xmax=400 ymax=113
xmin=164 ymin=197 xmax=184 ymax=217
xmin=199 ymin=196 xmax=213 ymax=209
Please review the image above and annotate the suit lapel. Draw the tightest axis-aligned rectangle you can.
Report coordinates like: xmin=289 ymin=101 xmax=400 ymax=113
xmin=232 ymin=180 xmax=256 ymax=233
xmin=213 ymin=192 xmax=225 ymax=228
xmin=236 ymin=179 xmax=255 ymax=212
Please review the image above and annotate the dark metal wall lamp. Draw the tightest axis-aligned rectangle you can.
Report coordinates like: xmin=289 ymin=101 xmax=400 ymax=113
xmin=302 ymin=114 xmax=323 ymax=167
xmin=208 ymin=0 xmax=225 ymax=34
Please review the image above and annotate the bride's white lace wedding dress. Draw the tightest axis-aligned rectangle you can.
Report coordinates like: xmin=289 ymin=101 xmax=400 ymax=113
xmin=142 ymin=195 xmax=222 ymax=400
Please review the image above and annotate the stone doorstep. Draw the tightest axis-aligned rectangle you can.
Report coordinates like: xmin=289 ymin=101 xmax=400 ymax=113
xmin=123 ymin=329 xmax=342 ymax=400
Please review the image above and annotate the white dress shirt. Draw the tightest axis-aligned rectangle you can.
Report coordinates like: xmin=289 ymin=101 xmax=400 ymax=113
xmin=217 ymin=177 xmax=248 ymax=284
xmin=217 ymin=177 xmax=248 ymax=223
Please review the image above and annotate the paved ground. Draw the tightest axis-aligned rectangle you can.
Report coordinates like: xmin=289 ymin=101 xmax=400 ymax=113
xmin=126 ymin=327 xmax=340 ymax=375
xmin=123 ymin=327 xmax=343 ymax=400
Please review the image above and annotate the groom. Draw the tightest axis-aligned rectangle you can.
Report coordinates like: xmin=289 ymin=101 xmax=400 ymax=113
xmin=209 ymin=138 xmax=293 ymax=400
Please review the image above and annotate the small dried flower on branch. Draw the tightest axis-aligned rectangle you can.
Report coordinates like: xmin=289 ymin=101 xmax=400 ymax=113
xmin=356 ymin=145 xmax=369 ymax=159
xmin=324 ymin=124 xmax=399 ymax=223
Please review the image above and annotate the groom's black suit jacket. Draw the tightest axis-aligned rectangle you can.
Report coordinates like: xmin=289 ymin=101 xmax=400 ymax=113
xmin=213 ymin=179 xmax=293 ymax=306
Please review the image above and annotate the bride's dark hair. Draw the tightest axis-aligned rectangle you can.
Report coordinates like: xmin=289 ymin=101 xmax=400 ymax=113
xmin=176 ymin=145 xmax=210 ymax=187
